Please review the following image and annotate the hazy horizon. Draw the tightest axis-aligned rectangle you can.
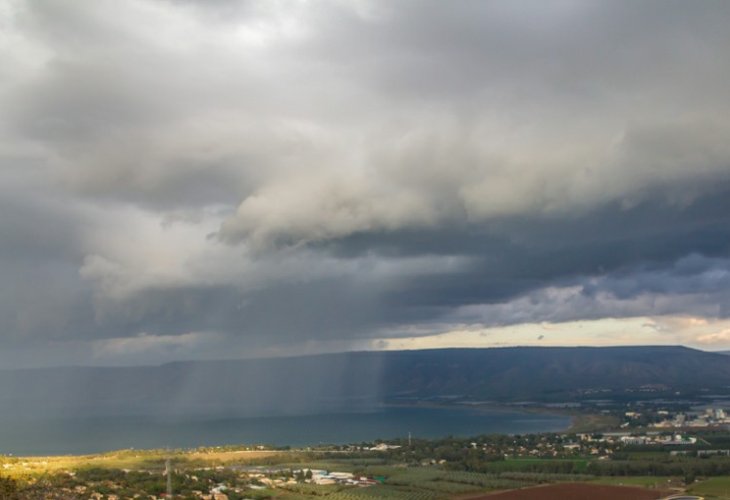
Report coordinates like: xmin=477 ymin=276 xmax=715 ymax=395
xmin=0 ymin=343 xmax=726 ymax=371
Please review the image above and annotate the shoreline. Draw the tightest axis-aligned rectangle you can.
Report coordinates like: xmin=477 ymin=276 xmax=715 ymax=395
xmin=383 ymin=401 xmax=617 ymax=434
xmin=1 ymin=405 xmax=574 ymax=458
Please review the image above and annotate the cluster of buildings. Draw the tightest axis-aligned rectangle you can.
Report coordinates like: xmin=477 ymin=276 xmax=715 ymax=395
xmin=367 ymin=443 xmax=402 ymax=451
xmin=547 ymin=432 xmax=697 ymax=456
xmin=618 ymin=406 xmax=730 ymax=429
xmin=305 ymin=470 xmax=378 ymax=486
xmin=511 ymin=432 xmax=701 ymax=457
xmin=139 ymin=468 xmax=378 ymax=500
xmin=470 ymin=434 xmax=617 ymax=459
xmin=652 ymin=407 xmax=730 ymax=428
xmin=245 ymin=467 xmax=378 ymax=488
xmin=617 ymin=433 xmax=697 ymax=446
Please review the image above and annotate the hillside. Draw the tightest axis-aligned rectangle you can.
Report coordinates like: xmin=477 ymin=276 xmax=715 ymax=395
xmin=0 ymin=346 xmax=728 ymax=418
xmin=379 ymin=346 xmax=730 ymax=400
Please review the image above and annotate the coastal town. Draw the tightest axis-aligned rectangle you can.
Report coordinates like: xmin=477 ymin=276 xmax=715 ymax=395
xmin=4 ymin=417 xmax=730 ymax=500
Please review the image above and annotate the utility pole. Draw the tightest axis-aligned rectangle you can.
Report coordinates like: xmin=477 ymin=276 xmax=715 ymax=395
xmin=408 ymin=432 xmax=412 ymax=447
xmin=165 ymin=457 xmax=173 ymax=499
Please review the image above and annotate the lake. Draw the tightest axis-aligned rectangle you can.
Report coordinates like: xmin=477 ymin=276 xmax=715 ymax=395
xmin=0 ymin=406 xmax=570 ymax=456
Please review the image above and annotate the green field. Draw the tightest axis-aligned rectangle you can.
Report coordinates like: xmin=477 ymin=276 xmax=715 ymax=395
xmin=589 ymin=475 xmax=679 ymax=488
xmin=688 ymin=476 xmax=730 ymax=499
xmin=483 ymin=457 xmax=590 ymax=473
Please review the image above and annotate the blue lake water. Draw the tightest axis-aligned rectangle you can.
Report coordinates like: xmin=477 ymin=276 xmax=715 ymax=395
xmin=0 ymin=406 xmax=570 ymax=456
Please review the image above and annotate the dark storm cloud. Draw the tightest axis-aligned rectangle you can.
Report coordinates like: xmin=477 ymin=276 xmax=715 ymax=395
xmin=80 ymin=278 xmax=385 ymax=342
xmin=0 ymin=173 xmax=94 ymax=342
xmin=322 ymin=179 xmax=730 ymax=315
xmin=2 ymin=0 xmax=730 ymax=366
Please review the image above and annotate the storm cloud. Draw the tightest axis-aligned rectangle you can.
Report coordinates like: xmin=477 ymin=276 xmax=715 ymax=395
xmin=2 ymin=0 xmax=730 ymax=367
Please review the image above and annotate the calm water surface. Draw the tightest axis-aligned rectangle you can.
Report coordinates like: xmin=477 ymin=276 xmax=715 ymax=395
xmin=0 ymin=406 xmax=569 ymax=456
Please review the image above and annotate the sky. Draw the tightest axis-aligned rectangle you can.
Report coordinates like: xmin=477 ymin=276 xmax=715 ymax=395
xmin=2 ymin=0 xmax=730 ymax=368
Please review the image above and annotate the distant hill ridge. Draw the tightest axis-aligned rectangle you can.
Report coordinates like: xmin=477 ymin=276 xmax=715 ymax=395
xmin=0 ymin=346 xmax=728 ymax=418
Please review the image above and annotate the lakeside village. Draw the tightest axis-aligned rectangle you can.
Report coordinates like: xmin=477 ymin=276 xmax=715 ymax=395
xmin=594 ymin=403 xmax=730 ymax=432
xmin=5 ymin=427 xmax=730 ymax=500
xmin=516 ymin=395 xmax=730 ymax=431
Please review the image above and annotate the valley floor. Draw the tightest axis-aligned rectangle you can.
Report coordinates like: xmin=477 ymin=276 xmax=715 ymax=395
xmin=2 ymin=445 xmax=729 ymax=499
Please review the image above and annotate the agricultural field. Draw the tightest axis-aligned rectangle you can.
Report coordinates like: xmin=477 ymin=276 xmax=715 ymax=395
xmin=688 ymin=476 xmax=730 ymax=499
xmin=271 ymin=465 xmax=539 ymax=499
xmin=467 ymin=483 xmax=672 ymax=500
xmin=475 ymin=458 xmax=590 ymax=473
xmin=588 ymin=475 xmax=681 ymax=489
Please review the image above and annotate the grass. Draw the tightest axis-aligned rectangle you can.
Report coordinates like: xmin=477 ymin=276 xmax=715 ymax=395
xmin=567 ymin=413 xmax=621 ymax=433
xmin=623 ymin=451 xmax=673 ymax=460
xmin=0 ymin=448 xmax=284 ymax=478
xmin=688 ymin=476 xmax=730 ymax=499
xmin=588 ymin=476 xmax=679 ymax=489
xmin=484 ymin=458 xmax=590 ymax=473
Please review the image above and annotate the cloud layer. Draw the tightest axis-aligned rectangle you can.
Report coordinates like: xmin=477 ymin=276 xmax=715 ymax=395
xmin=2 ymin=0 xmax=730 ymax=366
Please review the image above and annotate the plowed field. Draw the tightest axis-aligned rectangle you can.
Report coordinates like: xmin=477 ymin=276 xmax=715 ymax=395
xmin=471 ymin=482 xmax=673 ymax=499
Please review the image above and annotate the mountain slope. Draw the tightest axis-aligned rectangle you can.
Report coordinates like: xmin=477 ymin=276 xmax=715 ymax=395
xmin=379 ymin=346 xmax=730 ymax=400
xmin=0 ymin=346 xmax=728 ymax=418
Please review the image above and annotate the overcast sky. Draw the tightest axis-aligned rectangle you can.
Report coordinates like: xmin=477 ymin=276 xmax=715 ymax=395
xmin=2 ymin=0 xmax=730 ymax=367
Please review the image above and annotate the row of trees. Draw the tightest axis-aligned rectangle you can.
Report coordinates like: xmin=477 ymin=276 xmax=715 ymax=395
xmin=587 ymin=458 xmax=730 ymax=477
